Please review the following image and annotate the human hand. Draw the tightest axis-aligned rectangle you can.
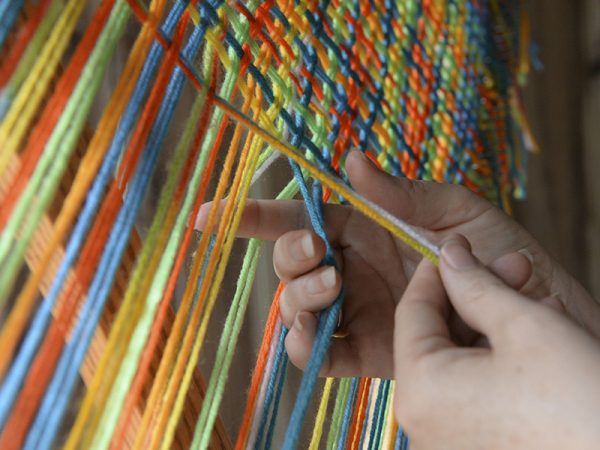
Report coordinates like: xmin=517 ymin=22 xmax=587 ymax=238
xmin=394 ymin=237 xmax=600 ymax=450
xmin=197 ymin=150 xmax=600 ymax=378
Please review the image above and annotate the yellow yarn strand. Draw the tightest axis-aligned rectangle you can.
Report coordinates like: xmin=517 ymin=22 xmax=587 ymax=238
xmin=0 ymin=5 xmax=161 ymax=380
xmin=210 ymin=96 xmax=441 ymax=265
xmin=155 ymin=85 xmax=267 ymax=448
xmin=65 ymin=201 xmax=178 ymax=450
xmin=0 ymin=0 xmax=85 ymax=175
xmin=361 ymin=378 xmax=380 ymax=448
xmin=308 ymin=378 xmax=334 ymax=450
xmin=382 ymin=382 xmax=398 ymax=450
xmin=160 ymin=130 xmax=264 ymax=450
xmin=131 ymin=93 xmax=246 ymax=450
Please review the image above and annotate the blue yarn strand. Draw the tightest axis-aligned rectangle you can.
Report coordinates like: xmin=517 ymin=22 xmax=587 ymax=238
xmin=358 ymin=380 xmax=375 ymax=449
xmin=369 ymin=379 xmax=391 ymax=450
xmin=22 ymin=9 xmax=207 ymax=450
xmin=281 ymin=159 xmax=345 ymax=449
xmin=0 ymin=2 xmax=189 ymax=432
xmin=255 ymin=327 xmax=288 ymax=449
xmin=395 ymin=425 xmax=409 ymax=450
xmin=0 ymin=0 xmax=24 ymax=48
xmin=264 ymin=349 xmax=289 ymax=450
xmin=336 ymin=377 xmax=359 ymax=450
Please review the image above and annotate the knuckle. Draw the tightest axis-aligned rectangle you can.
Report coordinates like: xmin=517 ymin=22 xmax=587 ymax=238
xmin=447 ymin=184 xmax=489 ymax=218
xmin=461 ymin=278 xmax=490 ymax=308
xmin=450 ymin=183 xmax=471 ymax=199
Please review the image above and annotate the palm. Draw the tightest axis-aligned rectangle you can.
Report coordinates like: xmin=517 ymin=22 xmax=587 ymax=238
xmin=324 ymin=196 xmax=524 ymax=378
xmin=329 ymin=211 xmax=407 ymax=377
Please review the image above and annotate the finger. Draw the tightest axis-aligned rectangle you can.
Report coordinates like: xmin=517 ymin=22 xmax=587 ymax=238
xmin=439 ymin=237 xmax=531 ymax=338
xmin=273 ymin=230 xmax=326 ymax=282
xmin=285 ymin=312 xmax=319 ymax=371
xmin=279 ymin=266 xmax=341 ymax=327
xmin=196 ymin=199 xmax=304 ymax=239
xmin=540 ymin=295 xmax=567 ymax=314
xmin=196 ymin=198 xmax=351 ymax=241
xmin=447 ymin=250 xmax=532 ymax=346
xmin=345 ymin=150 xmax=491 ymax=230
xmin=488 ymin=251 xmax=533 ymax=291
xmin=285 ymin=311 xmax=357 ymax=377
xmin=394 ymin=258 xmax=454 ymax=362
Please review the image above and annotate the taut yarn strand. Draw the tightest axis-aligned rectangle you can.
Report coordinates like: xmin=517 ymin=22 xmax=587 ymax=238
xmin=0 ymin=1 xmax=533 ymax=449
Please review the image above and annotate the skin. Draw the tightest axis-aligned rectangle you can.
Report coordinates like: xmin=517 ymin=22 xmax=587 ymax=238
xmin=197 ymin=150 xmax=600 ymax=379
xmin=394 ymin=238 xmax=600 ymax=450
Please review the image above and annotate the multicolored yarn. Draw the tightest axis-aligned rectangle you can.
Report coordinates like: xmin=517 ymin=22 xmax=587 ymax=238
xmin=0 ymin=0 xmax=532 ymax=449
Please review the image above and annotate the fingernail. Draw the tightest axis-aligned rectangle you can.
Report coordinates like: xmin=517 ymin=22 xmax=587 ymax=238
xmin=541 ymin=293 xmax=566 ymax=313
xmin=321 ymin=266 xmax=337 ymax=288
xmin=291 ymin=234 xmax=315 ymax=260
xmin=358 ymin=150 xmax=378 ymax=169
xmin=195 ymin=203 xmax=210 ymax=229
xmin=294 ymin=312 xmax=305 ymax=332
xmin=441 ymin=240 xmax=477 ymax=270
xmin=356 ymin=150 xmax=368 ymax=161
xmin=518 ymin=248 xmax=534 ymax=264
xmin=307 ymin=266 xmax=336 ymax=294
xmin=294 ymin=312 xmax=315 ymax=333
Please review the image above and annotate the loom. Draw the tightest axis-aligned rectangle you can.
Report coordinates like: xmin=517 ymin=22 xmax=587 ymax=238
xmin=0 ymin=0 xmax=533 ymax=448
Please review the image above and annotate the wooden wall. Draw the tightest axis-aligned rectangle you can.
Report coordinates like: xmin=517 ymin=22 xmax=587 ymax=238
xmin=582 ymin=0 xmax=600 ymax=297
xmin=514 ymin=0 xmax=600 ymax=299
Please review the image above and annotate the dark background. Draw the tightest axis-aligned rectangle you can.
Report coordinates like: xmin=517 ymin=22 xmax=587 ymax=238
xmin=515 ymin=0 xmax=599 ymax=298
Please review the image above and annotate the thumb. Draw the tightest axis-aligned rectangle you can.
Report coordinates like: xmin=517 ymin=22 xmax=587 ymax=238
xmin=345 ymin=150 xmax=489 ymax=229
xmin=439 ymin=236 xmax=531 ymax=340
xmin=395 ymin=258 xmax=454 ymax=362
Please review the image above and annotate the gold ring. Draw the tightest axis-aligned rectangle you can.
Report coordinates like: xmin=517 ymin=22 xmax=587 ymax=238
xmin=332 ymin=309 xmax=349 ymax=339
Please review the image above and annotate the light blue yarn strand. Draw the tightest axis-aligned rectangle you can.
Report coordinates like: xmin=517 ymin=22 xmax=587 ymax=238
xmin=0 ymin=0 xmax=138 ymax=427
xmin=264 ymin=349 xmax=289 ymax=450
xmin=26 ymin=36 xmax=203 ymax=450
xmin=368 ymin=379 xmax=390 ymax=450
xmin=336 ymin=377 xmax=359 ymax=450
xmin=0 ymin=0 xmax=24 ymax=47
xmin=395 ymin=426 xmax=409 ymax=450
xmin=255 ymin=327 xmax=289 ymax=448
xmin=281 ymin=159 xmax=344 ymax=450
xmin=0 ymin=1 xmax=188 ymax=431
xmin=23 ymin=7 xmax=205 ymax=449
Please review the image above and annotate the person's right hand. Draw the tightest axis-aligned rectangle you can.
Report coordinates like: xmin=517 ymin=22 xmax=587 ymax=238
xmin=197 ymin=151 xmax=600 ymax=378
xmin=394 ymin=237 xmax=600 ymax=450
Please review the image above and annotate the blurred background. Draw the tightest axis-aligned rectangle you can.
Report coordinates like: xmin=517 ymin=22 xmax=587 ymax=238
xmin=515 ymin=0 xmax=600 ymax=298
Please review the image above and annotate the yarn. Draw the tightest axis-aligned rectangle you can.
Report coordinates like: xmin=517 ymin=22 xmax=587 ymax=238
xmin=0 ymin=1 xmax=531 ymax=449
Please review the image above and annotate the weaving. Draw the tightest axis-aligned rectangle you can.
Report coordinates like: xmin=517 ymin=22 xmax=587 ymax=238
xmin=0 ymin=0 xmax=533 ymax=449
